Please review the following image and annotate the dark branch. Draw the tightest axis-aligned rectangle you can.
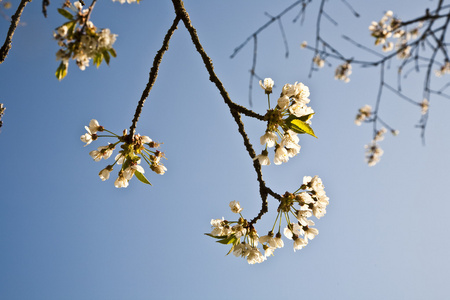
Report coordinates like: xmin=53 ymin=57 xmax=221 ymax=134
xmin=0 ymin=0 xmax=31 ymax=64
xmin=42 ymin=0 xmax=50 ymax=18
xmin=172 ymin=0 xmax=281 ymax=225
xmin=128 ymin=16 xmax=181 ymax=140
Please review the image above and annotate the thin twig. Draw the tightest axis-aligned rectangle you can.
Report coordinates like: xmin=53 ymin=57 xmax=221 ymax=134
xmin=230 ymin=0 xmax=303 ymax=59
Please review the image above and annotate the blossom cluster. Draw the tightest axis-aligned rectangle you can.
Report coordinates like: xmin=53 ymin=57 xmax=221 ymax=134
xmin=255 ymin=78 xmax=317 ymax=166
xmin=369 ymin=10 xmax=421 ymax=59
xmin=313 ymin=55 xmax=325 ymax=68
xmin=335 ymin=62 xmax=352 ymax=83
xmin=354 ymin=105 xmax=372 ymax=126
xmin=207 ymin=176 xmax=329 ymax=264
xmin=80 ymin=119 xmax=167 ymax=188
xmin=420 ymin=98 xmax=429 ymax=115
xmin=355 ymin=105 xmax=400 ymax=166
xmin=54 ymin=1 xmax=118 ymax=80
xmin=364 ymin=141 xmax=384 ymax=167
xmin=364 ymin=127 xmax=395 ymax=167
xmin=435 ymin=62 xmax=450 ymax=77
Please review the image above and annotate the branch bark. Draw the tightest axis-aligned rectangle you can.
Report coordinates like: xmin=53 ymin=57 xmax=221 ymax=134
xmin=128 ymin=15 xmax=181 ymax=140
xmin=171 ymin=0 xmax=281 ymax=226
xmin=0 ymin=0 xmax=31 ymax=64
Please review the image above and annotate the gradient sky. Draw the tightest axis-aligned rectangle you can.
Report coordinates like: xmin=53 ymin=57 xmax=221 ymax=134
xmin=1 ymin=0 xmax=450 ymax=299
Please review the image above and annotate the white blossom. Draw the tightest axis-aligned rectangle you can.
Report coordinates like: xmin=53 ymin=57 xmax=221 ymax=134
xmin=293 ymin=236 xmax=308 ymax=252
xmin=73 ymin=1 xmax=83 ymax=10
xmin=246 ymin=246 xmax=266 ymax=264
xmin=420 ymin=99 xmax=429 ymax=115
xmin=259 ymin=78 xmax=274 ymax=94
xmin=123 ymin=164 xmax=145 ymax=180
xmin=365 ymin=142 xmax=384 ymax=166
xmin=283 ymin=226 xmax=294 ymax=240
xmin=229 ymin=200 xmax=243 ymax=214
xmin=289 ymin=102 xmax=314 ymax=118
xmin=114 ymin=173 xmax=129 ymax=188
xmin=254 ymin=151 xmax=271 ymax=166
xmin=151 ymin=163 xmax=167 ymax=175
xmin=57 ymin=25 xmax=68 ymax=38
xmin=280 ymin=130 xmax=300 ymax=151
xmin=274 ymin=146 xmax=289 ymax=165
xmin=89 ymin=145 xmax=113 ymax=161
xmin=335 ymin=62 xmax=352 ymax=83
xmin=210 ymin=218 xmax=230 ymax=237
xmin=435 ymin=61 xmax=450 ymax=77
xmin=259 ymin=234 xmax=277 ymax=248
xmin=260 ymin=131 xmax=278 ymax=148
xmin=141 ymin=135 xmax=152 ymax=144
xmin=80 ymin=131 xmax=93 ymax=146
xmin=355 ymin=105 xmax=372 ymax=126
xmin=273 ymin=236 xmax=284 ymax=248
xmin=99 ymin=166 xmax=113 ymax=181
xmin=313 ymin=55 xmax=324 ymax=68
xmin=296 ymin=210 xmax=312 ymax=226
xmin=374 ymin=128 xmax=387 ymax=142
xmin=277 ymin=95 xmax=290 ymax=110
xmin=304 ymin=226 xmax=319 ymax=240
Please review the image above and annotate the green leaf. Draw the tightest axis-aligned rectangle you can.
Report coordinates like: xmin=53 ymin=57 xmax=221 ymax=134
xmin=288 ymin=119 xmax=317 ymax=138
xmin=55 ymin=62 xmax=67 ymax=81
xmin=103 ymin=49 xmax=110 ymax=65
xmin=204 ymin=233 xmax=228 ymax=239
xmin=285 ymin=113 xmax=315 ymax=123
xmin=108 ymin=48 xmax=117 ymax=58
xmin=298 ymin=113 xmax=315 ymax=122
xmin=216 ymin=235 xmax=237 ymax=245
xmin=93 ymin=53 xmax=103 ymax=68
xmin=122 ymin=158 xmax=131 ymax=170
xmin=135 ymin=171 xmax=152 ymax=185
xmin=57 ymin=8 xmax=73 ymax=20
xmin=65 ymin=21 xmax=76 ymax=37
xmin=226 ymin=244 xmax=235 ymax=256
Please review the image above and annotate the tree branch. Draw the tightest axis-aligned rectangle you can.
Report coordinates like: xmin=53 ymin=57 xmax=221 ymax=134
xmin=171 ymin=0 xmax=281 ymax=225
xmin=128 ymin=15 xmax=181 ymax=140
xmin=0 ymin=0 xmax=31 ymax=64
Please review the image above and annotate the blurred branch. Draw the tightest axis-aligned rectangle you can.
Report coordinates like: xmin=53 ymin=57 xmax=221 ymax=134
xmin=42 ymin=0 xmax=50 ymax=18
xmin=233 ymin=0 xmax=450 ymax=164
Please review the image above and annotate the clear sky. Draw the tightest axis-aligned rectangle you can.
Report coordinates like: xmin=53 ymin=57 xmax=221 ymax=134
xmin=1 ymin=0 xmax=450 ymax=299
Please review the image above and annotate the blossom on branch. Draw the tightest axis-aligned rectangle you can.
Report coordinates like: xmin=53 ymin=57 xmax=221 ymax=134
xmin=207 ymin=176 xmax=329 ymax=263
xmin=257 ymin=79 xmax=317 ymax=166
xmin=354 ymin=105 xmax=372 ymax=126
xmin=80 ymin=119 xmax=166 ymax=188
xmin=334 ymin=62 xmax=352 ymax=83
xmin=365 ymin=142 xmax=384 ymax=167
xmin=54 ymin=1 xmax=118 ymax=80
xmin=420 ymin=99 xmax=429 ymax=115
xmin=259 ymin=78 xmax=274 ymax=94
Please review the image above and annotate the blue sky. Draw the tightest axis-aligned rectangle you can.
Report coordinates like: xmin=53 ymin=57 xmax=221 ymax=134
xmin=1 ymin=0 xmax=450 ymax=299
